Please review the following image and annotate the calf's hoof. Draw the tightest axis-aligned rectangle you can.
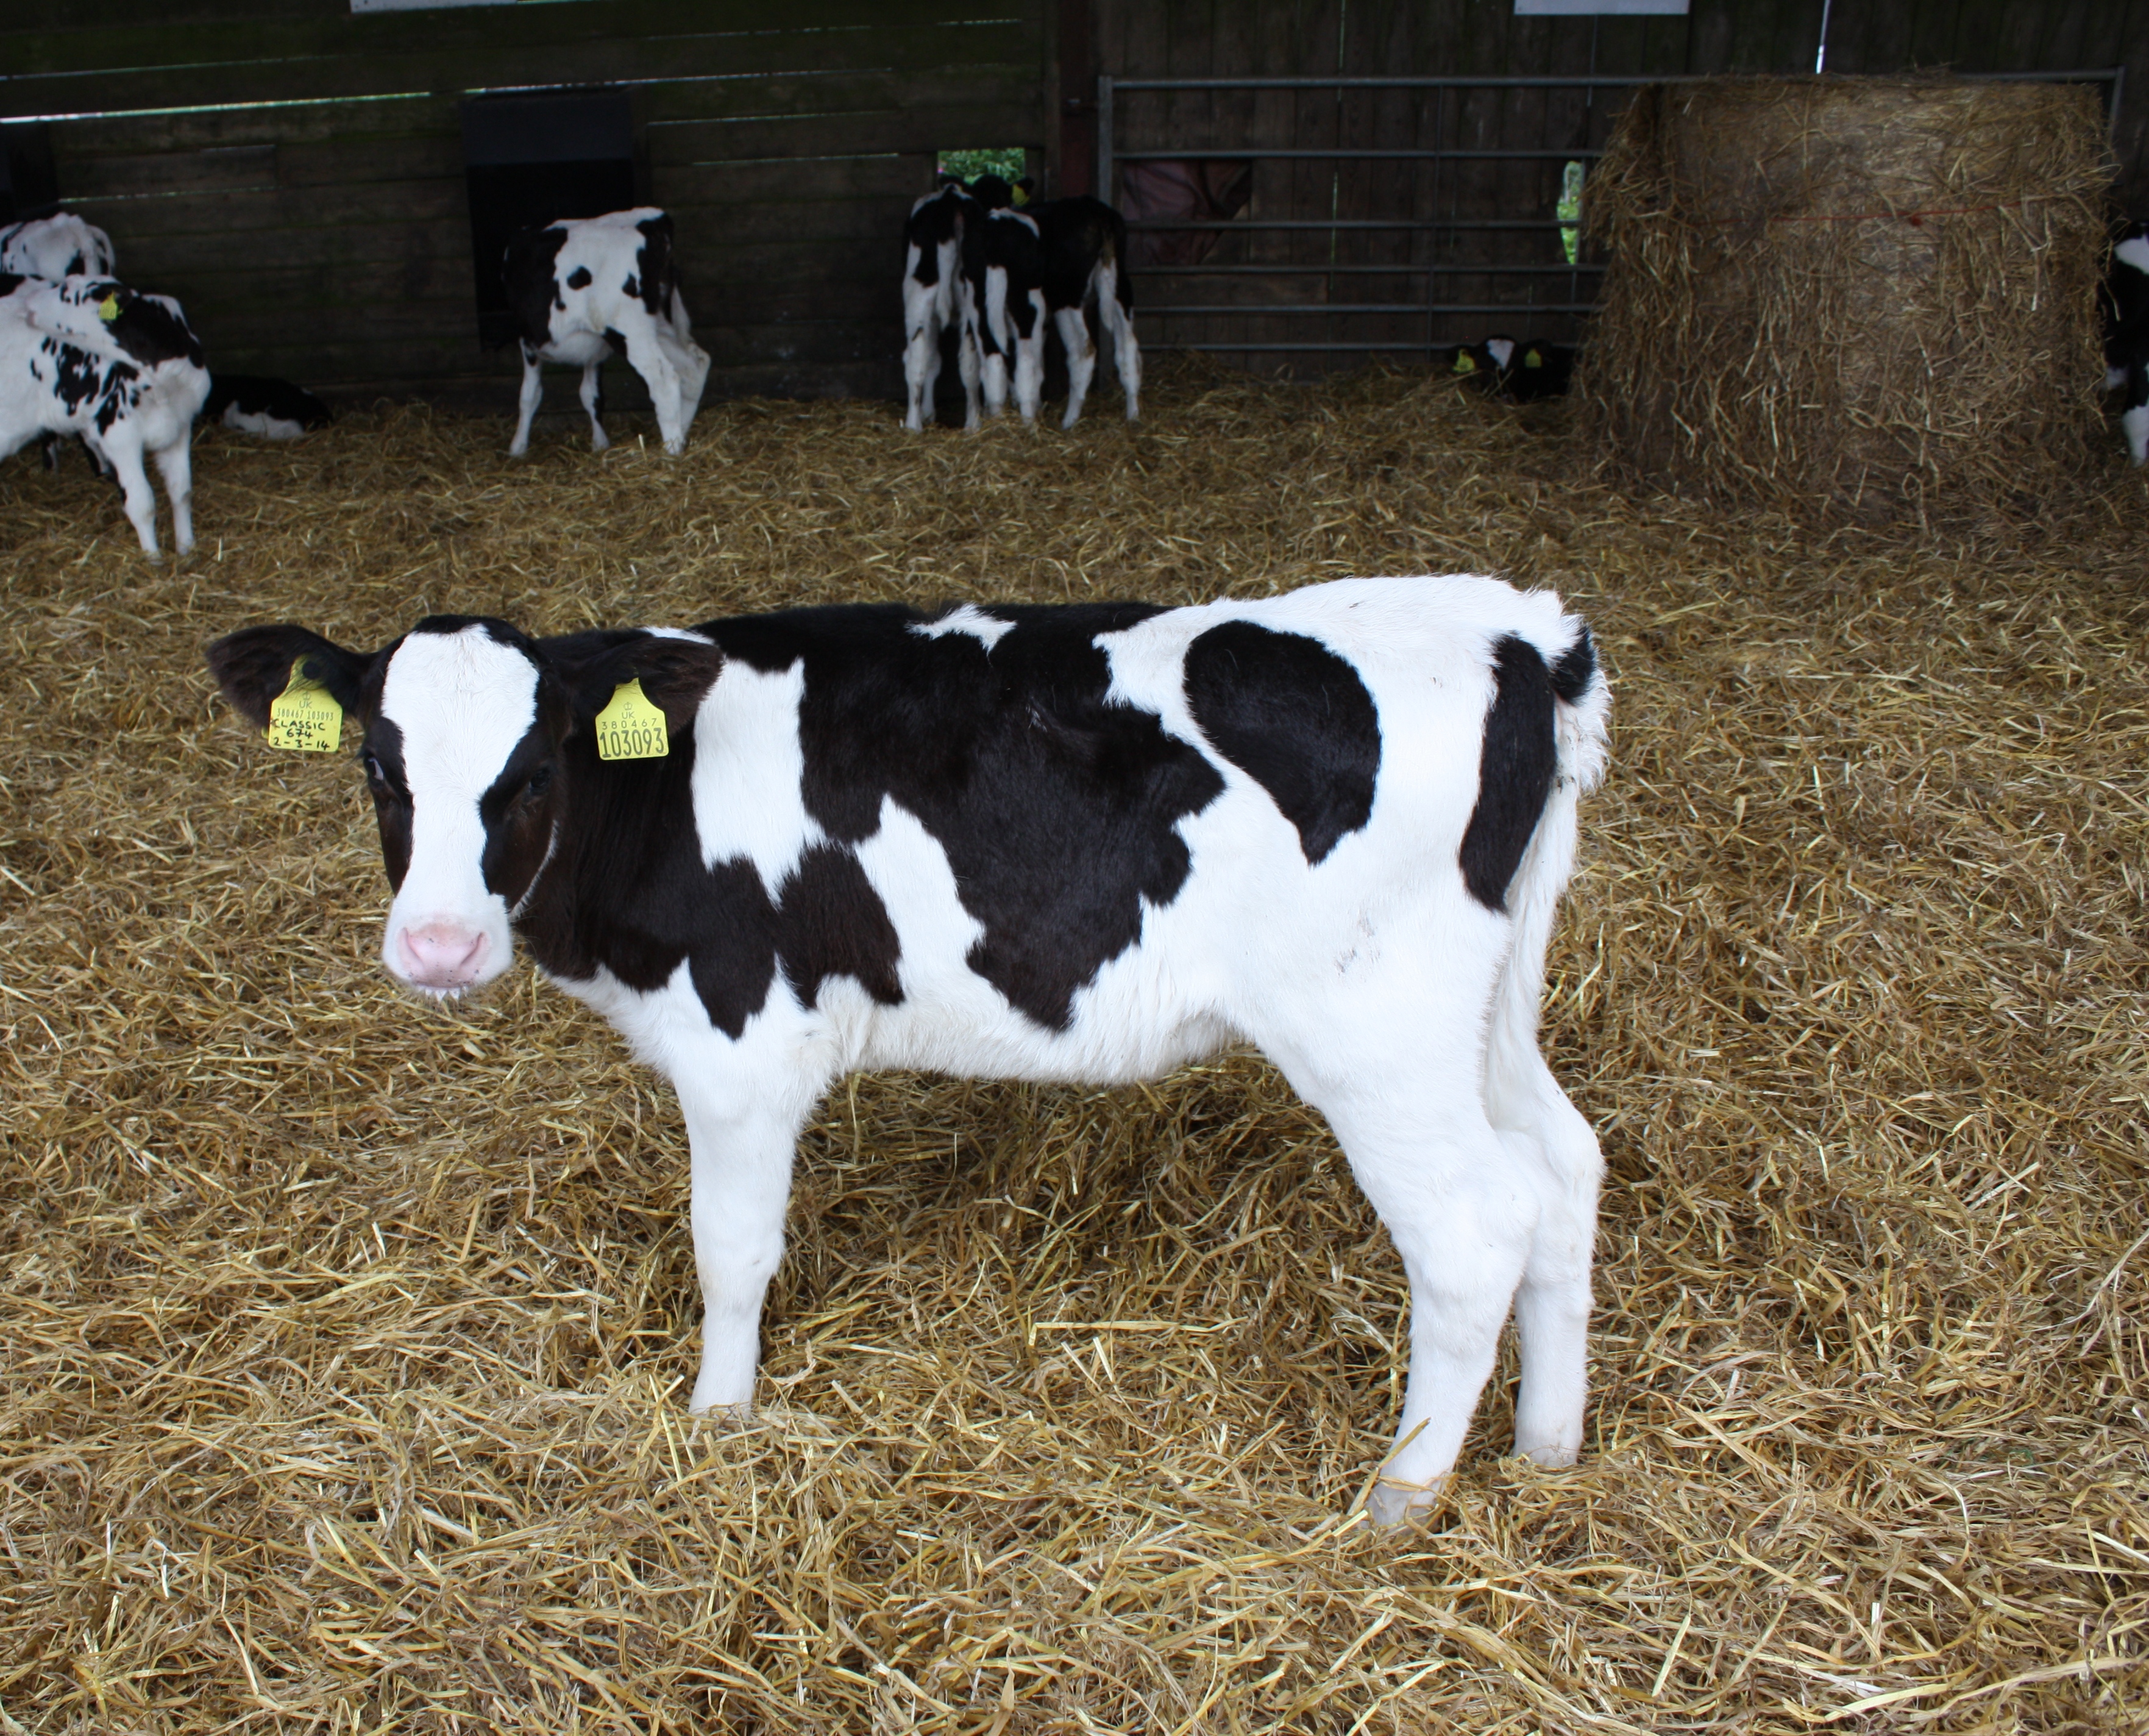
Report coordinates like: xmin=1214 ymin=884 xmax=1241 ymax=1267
xmin=1361 ymin=1474 xmax=1443 ymax=1531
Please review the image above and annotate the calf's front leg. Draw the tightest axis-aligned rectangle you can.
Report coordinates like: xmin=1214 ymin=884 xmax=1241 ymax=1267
xmin=509 ymin=344 xmax=544 ymax=457
xmin=674 ymin=1081 xmax=803 ymax=1417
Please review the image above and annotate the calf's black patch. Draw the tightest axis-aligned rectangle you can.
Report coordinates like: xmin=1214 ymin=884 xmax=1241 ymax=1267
xmin=775 ymin=844 xmax=904 ymax=1011
xmin=1182 ymin=622 xmax=1378 ymax=865
xmin=564 ymin=266 xmax=592 ymax=290
xmin=712 ymin=602 xmax=1224 ymax=1031
xmin=501 ymin=224 xmax=569 ymax=348
xmin=1459 ymin=635 xmax=1556 ymax=913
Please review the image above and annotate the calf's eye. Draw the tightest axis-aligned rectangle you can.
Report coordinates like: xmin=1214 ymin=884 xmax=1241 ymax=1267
xmin=524 ymin=764 xmax=555 ymax=800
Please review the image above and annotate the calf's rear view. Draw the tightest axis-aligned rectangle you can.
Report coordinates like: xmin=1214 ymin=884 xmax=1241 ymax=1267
xmin=207 ymin=575 xmax=1607 ymax=1524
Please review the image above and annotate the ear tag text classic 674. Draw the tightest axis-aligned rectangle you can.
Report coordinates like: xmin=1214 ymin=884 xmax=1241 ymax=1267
xmin=596 ymin=679 xmax=669 ymax=761
xmin=266 ymin=661 xmax=343 ymax=752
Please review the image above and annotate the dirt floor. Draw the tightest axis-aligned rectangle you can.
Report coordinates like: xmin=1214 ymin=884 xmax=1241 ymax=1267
xmin=1 ymin=365 xmax=2146 ymax=1733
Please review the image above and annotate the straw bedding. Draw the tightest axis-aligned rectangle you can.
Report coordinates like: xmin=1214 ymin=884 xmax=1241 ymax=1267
xmin=1577 ymin=77 xmax=2112 ymax=527
xmin=1 ymin=371 xmax=2145 ymax=1732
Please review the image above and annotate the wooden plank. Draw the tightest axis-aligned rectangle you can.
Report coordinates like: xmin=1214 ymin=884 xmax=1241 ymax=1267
xmin=5 ymin=2 xmax=1036 ymax=77
xmin=661 ymin=155 xmax=936 ymax=210
xmin=57 ymin=142 xmax=277 ymax=199
xmin=641 ymin=66 xmax=1036 ymax=139
xmin=37 ymin=96 xmax=456 ymax=157
xmin=667 ymin=197 xmax=921 ymax=248
xmin=645 ymin=104 xmax=1043 ymax=165
xmin=4 ymin=23 xmax=1043 ymax=122
xmin=61 ymin=176 xmax=467 ymax=238
xmin=0 ymin=26 xmax=1040 ymax=127
xmin=94 ymin=215 xmax=468 ymax=276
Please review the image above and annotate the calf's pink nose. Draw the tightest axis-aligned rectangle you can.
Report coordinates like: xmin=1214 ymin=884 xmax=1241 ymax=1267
xmin=398 ymin=921 xmax=488 ymax=987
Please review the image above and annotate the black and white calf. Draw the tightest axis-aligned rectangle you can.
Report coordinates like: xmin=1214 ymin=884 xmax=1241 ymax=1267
xmin=2 ymin=212 xmax=123 ymax=474
xmin=901 ymin=181 xmax=981 ymax=431
xmin=964 ymin=196 xmax=1140 ymax=429
xmin=207 ymin=576 xmax=1607 ymax=1523
xmin=0 ymin=212 xmax=116 ymax=282
xmin=1 ymin=274 xmax=208 ymax=557
xmin=1032 ymin=196 xmax=1140 ymax=427
xmin=500 ymin=208 xmax=711 ymax=457
xmin=204 ymin=374 xmax=332 ymax=439
xmin=2103 ymin=221 xmax=2149 ymax=466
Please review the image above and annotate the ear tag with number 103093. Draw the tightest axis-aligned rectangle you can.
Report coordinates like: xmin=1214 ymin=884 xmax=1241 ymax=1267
xmin=596 ymin=678 xmax=669 ymax=761
xmin=266 ymin=662 xmax=343 ymax=753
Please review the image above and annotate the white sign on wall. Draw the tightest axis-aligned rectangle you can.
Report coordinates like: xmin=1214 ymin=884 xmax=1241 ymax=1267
xmin=1514 ymin=1 xmax=1690 ymax=14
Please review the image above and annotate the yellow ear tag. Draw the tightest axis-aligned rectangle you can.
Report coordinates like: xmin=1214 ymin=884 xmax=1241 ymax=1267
xmin=266 ymin=663 xmax=343 ymax=753
xmin=1524 ymin=347 xmax=1543 ymax=368
xmin=1452 ymin=350 xmax=1476 ymax=374
xmin=1012 ymin=183 xmax=1031 ymax=207
xmin=595 ymin=678 xmax=669 ymax=761
xmin=97 ymin=293 xmax=121 ymax=322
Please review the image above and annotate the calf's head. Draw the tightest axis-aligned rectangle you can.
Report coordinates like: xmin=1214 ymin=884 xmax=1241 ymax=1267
xmin=207 ymin=617 xmax=719 ymax=996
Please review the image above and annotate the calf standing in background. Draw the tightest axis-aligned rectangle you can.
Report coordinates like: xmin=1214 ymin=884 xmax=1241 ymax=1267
xmin=500 ymin=208 xmax=711 ymax=457
xmin=208 ymin=574 xmax=1607 ymax=1524
xmin=0 ymin=212 xmax=116 ymax=282
xmin=2 ymin=212 xmax=123 ymax=474
xmin=1 ymin=274 xmax=208 ymax=558
xmin=901 ymin=180 xmax=981 ymax=430
xmin=1031 ymin=196 xmax=1140 ymax=427
xmin=2104 ymin=221 xmax=2149 ymax=464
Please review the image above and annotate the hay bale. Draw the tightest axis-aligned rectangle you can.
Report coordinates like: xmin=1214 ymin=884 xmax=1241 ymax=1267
xmin=1576 ymin=76 xmax=2112 ymax=525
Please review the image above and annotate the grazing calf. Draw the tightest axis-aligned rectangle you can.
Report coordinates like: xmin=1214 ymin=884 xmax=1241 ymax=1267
xmin=500 ymin=208 xmax=710 ymax=457
xmin=2103 ymin=221 xmax=2149 ymax=465
xmin=204 ymin=374 xmax=332 ymax=439
xmin=207 ymin=575 xmax=1607 ymax=1525
xmin=0 ymin=212 xmax=116 ymax=282
xmin=1 ymin=274 xmax=208 ymax=557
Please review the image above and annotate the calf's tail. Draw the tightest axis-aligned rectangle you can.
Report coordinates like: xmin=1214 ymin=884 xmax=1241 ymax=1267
xmin=1486 ymin=618 xmax=1608 ymax=1089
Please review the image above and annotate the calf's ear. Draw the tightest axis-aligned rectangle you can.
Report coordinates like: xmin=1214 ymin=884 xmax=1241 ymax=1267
xmin=538 ymin=630 xmax=726 ymax=739
xmin=206 ymin=625 xmax=375 ymax=730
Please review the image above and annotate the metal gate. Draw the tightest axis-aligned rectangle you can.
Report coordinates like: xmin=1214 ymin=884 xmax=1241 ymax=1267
xmin=1097 ymin=69 xmax=2125 ymax=365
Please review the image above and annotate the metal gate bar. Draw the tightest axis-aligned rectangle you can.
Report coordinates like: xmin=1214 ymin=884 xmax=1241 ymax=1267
xmin=1101 ymin=67 xmax=2125 ymax=359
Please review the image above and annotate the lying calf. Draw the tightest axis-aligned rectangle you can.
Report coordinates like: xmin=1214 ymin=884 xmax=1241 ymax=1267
xmin=208 ymin=575 xmax=1608 ymax=1523
xmin=1 ymin=274 xmax=209 ymax=558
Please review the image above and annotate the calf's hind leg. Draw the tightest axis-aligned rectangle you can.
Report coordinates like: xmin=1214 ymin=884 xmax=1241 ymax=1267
xmin=579 ymin=360 xmax=609 ymax=452
xmin=1492 ymin=1047 xmax=1600 ymax=1470
xmin=91 ymin=429 xmax=163 ymax=558
xmin=152 ymin=436 xmax=197 ymax=557
xmin=1258 ymin=987 xmax=1550 ymax=1526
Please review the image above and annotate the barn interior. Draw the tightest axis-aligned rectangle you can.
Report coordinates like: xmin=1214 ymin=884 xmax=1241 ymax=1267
xmin=3 ymin=2 xmax=2148 ymax=1732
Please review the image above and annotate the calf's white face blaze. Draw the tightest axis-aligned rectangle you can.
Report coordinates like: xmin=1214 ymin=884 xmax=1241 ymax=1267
xmin=377 ymin=627 xmax=542 ymax=994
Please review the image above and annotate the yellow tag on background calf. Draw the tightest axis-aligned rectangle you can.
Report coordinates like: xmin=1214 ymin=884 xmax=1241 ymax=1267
xmin=266 ymin=664 xmax=343 ymax=753
xmin=596 ymin=678 xmax=669 ymax=761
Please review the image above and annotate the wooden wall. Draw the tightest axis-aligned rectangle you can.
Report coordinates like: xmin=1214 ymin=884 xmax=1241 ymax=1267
xmin=1082 ymin=0 xmax=2149 ymax=363
xmin=1 ymin=0 xmax=1050 ymax=406
xmin=3 ymin=1 xmax=2143 ymax=399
